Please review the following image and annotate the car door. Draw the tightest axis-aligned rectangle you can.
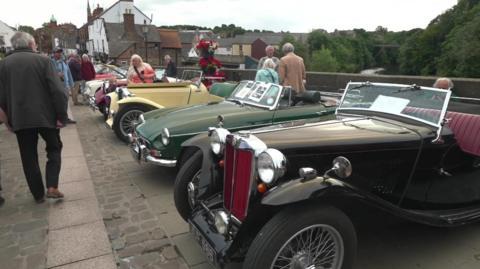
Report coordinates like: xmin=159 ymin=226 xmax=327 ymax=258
xmin=131 ymin=83 xmax=190 ymax=107
xmin=225 ymin=107 xmax=276 ymax=132
xmin=186 ymin=83 xmax=213 ymax=104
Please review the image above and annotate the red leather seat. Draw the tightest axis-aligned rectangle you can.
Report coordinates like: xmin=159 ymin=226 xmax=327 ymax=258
xmin=402 ymin=106 xmax=441 ymax=123
xmin=402 ymin=107 xmax=480 ymax=156
xmin=446 ymin=111 xmax=480 ymax=156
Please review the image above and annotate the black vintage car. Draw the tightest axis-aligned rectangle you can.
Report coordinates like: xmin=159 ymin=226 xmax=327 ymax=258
xmin=173 ymin=82 xmax=480 ymax=268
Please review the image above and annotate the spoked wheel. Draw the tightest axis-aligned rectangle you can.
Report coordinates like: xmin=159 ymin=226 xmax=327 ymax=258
xmin=243 ymin=206 xmax=357 ymax=269
xmin=113 ymin=105 xmax=149 ymax=143
xmin=271 ymin=224 xmax=344 ymax=269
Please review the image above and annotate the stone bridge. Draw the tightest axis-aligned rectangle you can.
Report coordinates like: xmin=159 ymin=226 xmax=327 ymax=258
xmin=178 ymin=67 xmax=480 ymax=98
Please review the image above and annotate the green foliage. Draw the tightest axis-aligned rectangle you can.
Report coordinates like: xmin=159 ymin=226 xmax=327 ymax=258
xmin=159 ymin=24 xmax=272 ymax=38
xmin=159 ymin=25 xmax=210 ymax=31
xmin=436 ymin=3 xmax=480 ymax=77
xmin=17 ymin=25 xmax=35 ymax=35
xmin=398 ymin=0 xmax=480 ymax=77
xmin=306 ymin=29 xmax=379 ymax=73
xmin=213 ymin=24 xmax=246 ymax=38
xmin=310 ymin=48 xmax=338 ymax=72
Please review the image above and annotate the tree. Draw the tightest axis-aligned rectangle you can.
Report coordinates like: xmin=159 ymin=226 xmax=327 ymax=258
xmin=17 ymin=25 xmax=35 ymax=35
xmin=398 ymin=0 xmax=479 ymax=77
xmin=310 ymin=47 xmax=338 ymax=72
xmin=436 ymin=3 xmax=480 ymax=77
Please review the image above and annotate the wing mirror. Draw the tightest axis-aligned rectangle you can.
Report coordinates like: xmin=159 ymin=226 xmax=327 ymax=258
xmin=324 ymin=156 xmax=352 ymax=179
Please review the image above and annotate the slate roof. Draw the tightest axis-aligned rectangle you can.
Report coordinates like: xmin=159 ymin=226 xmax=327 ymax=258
xmin=104 ymin=22 xmax=160 ymax=57
xmin=179 ymin=30 xmax=216 ymax=44
xmin=216 ymin=37 xmax=235 ymax=48
xmin=229 ymin=32 xmax=309 ymax=45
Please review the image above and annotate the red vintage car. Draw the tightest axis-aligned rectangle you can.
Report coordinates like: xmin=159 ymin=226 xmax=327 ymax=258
xmin=94 ymin=64 xmax=127 ymax=81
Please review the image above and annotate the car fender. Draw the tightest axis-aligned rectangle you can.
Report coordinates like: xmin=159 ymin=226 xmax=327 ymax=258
xmin=181 ymin=133 xmax=219 ymax=198
xmin=117 ymin=97 xmax=164 ymax=110
xmin=261 ymin=176 xmax=362 ymax=206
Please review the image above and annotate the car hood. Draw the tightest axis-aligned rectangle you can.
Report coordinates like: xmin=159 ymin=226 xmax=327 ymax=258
xmin=137 ymin=101 xmax=266 ymax=141
xmin=252 ymin=116 xmax=432 ymax=155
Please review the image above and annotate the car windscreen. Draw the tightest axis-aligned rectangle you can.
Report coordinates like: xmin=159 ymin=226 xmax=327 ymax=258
xmin=227 ymin=81 xmax=281 ymax=109
xmin=338 ymin=83 xmax=450 ymax=127
xmin=95 ymin=65 xmax=126 ymax=78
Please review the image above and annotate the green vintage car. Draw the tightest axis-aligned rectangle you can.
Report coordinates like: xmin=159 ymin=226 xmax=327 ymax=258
xmin=129 ymin=80 xmax=339 ymax=168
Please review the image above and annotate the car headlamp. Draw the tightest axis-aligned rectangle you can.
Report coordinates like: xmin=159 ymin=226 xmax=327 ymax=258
xmin=161 ymin=128 xmax=170 ymax=146
xmin=209 ymin=128 xmax=230 ymax=156
xmin=257 ymin=148 xmax=286 ymax=184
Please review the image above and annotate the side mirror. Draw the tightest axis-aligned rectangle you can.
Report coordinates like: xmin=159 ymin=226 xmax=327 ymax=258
xmin=324 ymin=156 xmax=352 ymax=179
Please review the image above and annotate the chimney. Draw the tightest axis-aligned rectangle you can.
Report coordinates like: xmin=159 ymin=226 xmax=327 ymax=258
xmin=92 ymin=4 xmax=104 ymax=19
xmin=123 ymin=9 xmax=137 ymax=39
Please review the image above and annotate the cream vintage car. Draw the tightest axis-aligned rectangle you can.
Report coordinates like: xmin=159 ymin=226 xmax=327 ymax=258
xmin=105 ymin=70 xmax=236 ymax=142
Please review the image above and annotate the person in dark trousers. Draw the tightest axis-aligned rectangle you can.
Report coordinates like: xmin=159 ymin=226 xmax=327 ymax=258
xmin=0 ymin=31 xmax=68 ymax=203
xmin=164 ymin=54 xmax=177 ymax=77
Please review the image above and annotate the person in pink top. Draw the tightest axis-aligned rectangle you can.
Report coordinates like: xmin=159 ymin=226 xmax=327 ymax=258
xmin=127 ymin=54 xmax=155 ymax=83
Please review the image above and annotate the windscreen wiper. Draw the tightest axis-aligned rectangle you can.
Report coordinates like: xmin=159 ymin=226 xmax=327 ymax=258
xmin=348 ymin=81 xmax=371 ymax=91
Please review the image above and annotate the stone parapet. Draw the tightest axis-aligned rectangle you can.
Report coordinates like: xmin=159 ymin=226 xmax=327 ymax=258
xmin=175 ymin=67 xmax=480 ymax=98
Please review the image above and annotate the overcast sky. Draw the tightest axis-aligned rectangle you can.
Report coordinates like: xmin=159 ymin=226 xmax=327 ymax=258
xmin=3 ymin=0 xmax=458 ymax=32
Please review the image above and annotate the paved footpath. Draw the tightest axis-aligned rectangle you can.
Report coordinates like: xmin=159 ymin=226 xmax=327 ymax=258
xmin=0 ymin=109 xmax=116 ymax=269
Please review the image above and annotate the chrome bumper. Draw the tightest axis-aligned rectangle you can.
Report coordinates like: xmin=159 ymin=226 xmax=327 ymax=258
xmin=128 ymin=134 xmax=177 ymax=167
xmin=88 ymin=96 xmax=98 ymax=111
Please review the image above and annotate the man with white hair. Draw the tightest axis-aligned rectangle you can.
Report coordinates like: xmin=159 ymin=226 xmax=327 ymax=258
xmin=257 ymin=45 xmax=280 ymax=70
xmin=278 ymin=42 xmax=306 ymax=94
xmin=433 ymin=77 xmax=454 ymax=90
xmin=0 ymin=31 xmax=68 ymax=203
xmin=164 ymin=54 xmax=177 ymax=77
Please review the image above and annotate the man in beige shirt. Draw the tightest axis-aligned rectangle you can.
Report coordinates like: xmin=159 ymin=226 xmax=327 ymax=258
xmin=278 ymin=42 xmax=306 ymax=94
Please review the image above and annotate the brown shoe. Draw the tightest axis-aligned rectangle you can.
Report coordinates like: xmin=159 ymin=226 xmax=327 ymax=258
xmin=46 ymin=189 xmax=64 ymax=199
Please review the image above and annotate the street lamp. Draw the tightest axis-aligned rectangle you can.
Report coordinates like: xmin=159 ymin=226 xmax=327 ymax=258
xmin=141 ymin=21 xmax=148 ymax=62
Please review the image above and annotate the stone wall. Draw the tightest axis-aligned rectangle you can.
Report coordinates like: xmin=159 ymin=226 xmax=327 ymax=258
xmin=176 ymin=67 xmax=480 ymax=98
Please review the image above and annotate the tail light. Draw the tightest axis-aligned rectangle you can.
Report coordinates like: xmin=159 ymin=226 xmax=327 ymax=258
xmin=223 ymin=134 xmax=254 ymax=222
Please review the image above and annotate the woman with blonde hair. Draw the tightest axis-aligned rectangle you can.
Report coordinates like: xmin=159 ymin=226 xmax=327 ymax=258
xmin=127 ymin=54 xmax=155 ymax=83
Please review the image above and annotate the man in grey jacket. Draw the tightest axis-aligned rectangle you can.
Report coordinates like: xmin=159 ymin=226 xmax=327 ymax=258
xmin=0 ymin=32 xmax=68 ymax=203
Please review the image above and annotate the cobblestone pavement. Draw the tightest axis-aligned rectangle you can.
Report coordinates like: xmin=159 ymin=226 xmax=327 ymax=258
xmin=72 ymin=104 xmax=212 ymax=269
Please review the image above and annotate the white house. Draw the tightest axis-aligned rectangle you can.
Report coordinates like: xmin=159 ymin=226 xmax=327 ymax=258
xmin=0 ymin=20 xmax=16 ymax=52
xmin=98 ymin=0 xmax=151 ymax=25
xmin=87 ymin=0 xmax=151 ymax=57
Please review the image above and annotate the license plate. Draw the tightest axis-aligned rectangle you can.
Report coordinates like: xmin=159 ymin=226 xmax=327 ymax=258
xmin=190 ymin=222 xmax=216 ymax=264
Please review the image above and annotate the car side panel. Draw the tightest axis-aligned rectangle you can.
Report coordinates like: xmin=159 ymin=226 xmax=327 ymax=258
xmin=129 ymin=84 xmax=190 ymax=106
xmin=117 ymin=97 xmax=165 ymax=109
